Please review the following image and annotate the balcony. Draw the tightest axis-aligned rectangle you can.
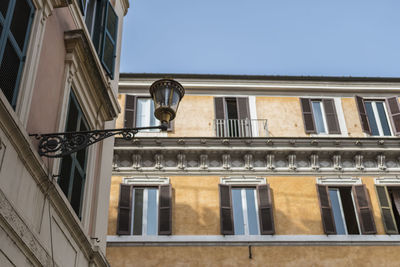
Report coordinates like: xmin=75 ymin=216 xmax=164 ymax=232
xmin=214 ymin=119 xmax=268 ymax=137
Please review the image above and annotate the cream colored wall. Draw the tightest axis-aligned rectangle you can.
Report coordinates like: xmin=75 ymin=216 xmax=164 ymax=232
xmin=342 ymin=97 xmax=364 ymax=137
xmin=115 ymin=94 xmax=125 ymax=128
xmin=107 ymin=246 xmax=400 ymax=267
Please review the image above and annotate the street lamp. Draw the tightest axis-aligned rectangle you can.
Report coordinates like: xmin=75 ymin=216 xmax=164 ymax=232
xmin=30 ymin=79 xmax=185 ymax=158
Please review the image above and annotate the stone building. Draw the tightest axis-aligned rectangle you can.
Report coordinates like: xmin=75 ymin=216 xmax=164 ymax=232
xmin=107 ymin=73 xmax=400 ymax=266
xmin=0 ymin=0 xmax=128 ymax=266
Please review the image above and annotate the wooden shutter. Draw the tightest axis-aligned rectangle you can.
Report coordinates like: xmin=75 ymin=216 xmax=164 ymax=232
xmin=316 ymin=185 xmax=336 ymax=234
xmin=375 ymin=185 xmax=398 ymax=234
xmin=158 ymin=184 xmax=172 ymax=235
xmin=352 ymin=185 xmax=376 ymax=234
xmin=219 ymin=184 xmax=234 ymax=235
xmin=386 ymin=97 xmax=400 ymax=135
xmin=257 ymin=184 xmax=275 ymax=234
xmin=322 ymin=99 xmax=341 ymax=134
xmin=237 ymin=97 xmax=251 ymax=137
xmin=355 ymin=96 xmax=371 ymax=134
xmin=100 ymin=0 xmax=118 ymax=78
xmin=117 ymin=184 xmax=132 ymax=235
xmin=300 ymin=98 xmax=316 ymax=134
xmin=214 ymin=97 xmax=225 ymax=119
xmin=124 ymin=95 xmax=136 ymax=128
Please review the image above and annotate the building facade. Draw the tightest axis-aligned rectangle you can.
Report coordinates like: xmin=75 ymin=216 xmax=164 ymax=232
xmin=0 ymin=0 xmax=128 ymax=266
xmin=107 ymin=73 xmax=400 ymax=266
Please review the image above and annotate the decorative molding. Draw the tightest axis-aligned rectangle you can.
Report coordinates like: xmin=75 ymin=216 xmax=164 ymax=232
xmin=177 ymin=153 xmax=186 ymax=170
xmin=354 ymin=154 xmax=364 ymax=170
xmin=374 ymin=177 xmax=400 ymax=185
xmin=222 ymin=154 xmax=231 ymax=169
xmin=123 ymin=177 xmax=169 ymax=185
xmin=220 ymin=177 xmax=266 ymax=185
xmin=200 ymin=154 xmax=208 ymax=169
xmin=244 ymin=154 xmax=253 ymax=170
xmin=377 ymin=154 xmax=386 ymax=171
xmin=333 ymin=154 xmax=342 ymax=170
xmin=288 ymin=154 xmax=297 ymax=171
xmin=316 ymin=177 xmax=362 ymax=185
xmin=311 ymin=154 xmax=319 ymax=170
xmin=131 ymin=154 xmax=141 ymax=170
xmin=266 ymin=154 xmax=275 ymax=170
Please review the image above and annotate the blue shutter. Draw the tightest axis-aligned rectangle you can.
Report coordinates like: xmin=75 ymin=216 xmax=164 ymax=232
xmin=0 ymin=0 xmax=34 ymax=109
xmin=100 ymin=0 xmax=118 ymax=79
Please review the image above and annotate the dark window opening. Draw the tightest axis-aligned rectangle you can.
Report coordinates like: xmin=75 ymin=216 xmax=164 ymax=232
xmin=388 ymin=188 xmax=400 ymax=230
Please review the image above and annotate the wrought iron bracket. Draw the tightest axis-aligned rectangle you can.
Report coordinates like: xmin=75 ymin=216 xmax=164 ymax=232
xmin=29 ymin=124 xmax=168 ymax=158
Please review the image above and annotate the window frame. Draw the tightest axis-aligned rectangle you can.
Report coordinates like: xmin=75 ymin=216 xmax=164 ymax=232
xmin=135 ymin=96 xmax=161 ymax=131
xmin=311 ymin=99 xmax=329 ymax=134
xmin=364 ymin=99 xmax=394 ymax=136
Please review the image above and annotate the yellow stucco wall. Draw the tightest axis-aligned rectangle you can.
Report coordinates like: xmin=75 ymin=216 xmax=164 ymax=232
xmin=115 ymin=94 xmax=125 ymax=129
xmin=341 ymin=97 xmax=364 ymax=137
xmin=106 ymin=246 xmax=400 ymax=267
xmin=255 ymin=97 xmax=307 ymax=137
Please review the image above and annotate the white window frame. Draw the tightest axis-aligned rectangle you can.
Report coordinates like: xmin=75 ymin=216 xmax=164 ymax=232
xmin=364 ymin=100 xmax=393 ymax=137
xmin=311 ymin=100 xmax=329 ymax=134
xmin=232 ymin=187 xmax=260 ymax=236
xmin=130 ymin=187 xmax=159 ymax=236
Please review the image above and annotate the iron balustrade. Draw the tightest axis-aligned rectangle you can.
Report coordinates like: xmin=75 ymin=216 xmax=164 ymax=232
xmin=214 ymin=119 xmax=268 ymax=138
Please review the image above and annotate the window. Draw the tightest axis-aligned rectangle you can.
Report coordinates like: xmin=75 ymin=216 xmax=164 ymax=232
xmin=356 ymin=96 xmax=400 ymax=136
xmin=376 ymin=185 xmax=400 ymax=234
xmin=0 ymin=0 xmax=35 ymax=108
xmin=300 ymin=98 xmax=341 ymax=134
xmin=219 ymin=184 xmax=274 ymax=235
xmin=117 ymin=183 xmax=172 ymax=235
xmin=214 ymin=97 xmax=251 ymax=137
xmin=317 ymin=184 xmax=376 ymax=235
xmin=58 ymin=91 xmax=89 ymax=218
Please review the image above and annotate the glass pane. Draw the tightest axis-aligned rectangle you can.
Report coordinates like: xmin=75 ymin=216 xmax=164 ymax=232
xmin=132 ymin=189 xmax=144 ymax=235
xmin=10 ymin=0 xmax=32 ymax=51
xmin=136 ymin=98 xmax=160 ymax=129
xmin=146 ymin=188 xmax=158 ymax=235
xmin=0 ymin=1 xmax=8 ymax=18
xmin=58 ymin=155 xmax=72 ymax=197
xmin=376 ymin=102 xmax=391 ymax=136
xmin=70 ymin=169 xmax=84 ymax=217
xmin=312 ymin=101 xmax=326 ymax=134
xmin=232 ymin=189 xmax=245 ymax=235
xmin=365 ymin=102 xmax=379 ymax=136
xmin=245 ymin=189 xmax=259 ymax=235
xmin=0 ymin=39 xmax=20 ymax=106
xmin=329 ymin=188 xmax=347 ymax=234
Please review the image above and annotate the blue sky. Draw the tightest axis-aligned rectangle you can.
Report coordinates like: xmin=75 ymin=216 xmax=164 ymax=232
xmin=120 ymin=0 xmax=400 ymax=77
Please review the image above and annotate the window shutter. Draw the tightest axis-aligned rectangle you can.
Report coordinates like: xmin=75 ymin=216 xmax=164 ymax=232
xmin=355 ymin=96 xmax=371 ymax=135
xmin=352 ymin=185 xmax=376 ymax=234
xmin=117 ymin=184 xmax=132 ymax=235
xmin=219 ymin=184 xmax=234 ymax=235
xmin=300 ymin=98 xmax=316 ymax=134
xmin=386 ymin=97 xmax=400 ymax=135
xmin=100 ymin=0 xmax=118 ymax=79
xmin=316 ymin=184 xmax=336 ymax=234
xmin=237 ymin=97 xmax=251 ymax=137
xmin=257 ymin=184 xmax=275 ymax=235
xmin=158 ymin=184 xmax=172 ymax=235
xmin=375 ymin=185 xmax=398 ymax=234
xmin=322 ymin=99 xmax=341 ymax=134
xmin=214 ymin=97 xmax=225 ymax=119
xmin=124 ymin=95 xmax=135 ymax=128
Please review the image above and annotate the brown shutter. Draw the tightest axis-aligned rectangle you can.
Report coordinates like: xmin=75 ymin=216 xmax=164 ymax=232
xmin=375 ymin=185 xmax=398 ymax=234
xmin=158 ymin=184 xmax=172 ymax=235
xmin=237 ymin=97 xmax=251 ymax=137
xmin=214 ymin=97 xmax=225 ymax=119
xmin=322 ymin=99 xmax=341 ymax=134
xmin=352 ymin=185 xmax=376 ymax=234
xmin=219 ymin=184 xmax=234 ymax=235
xmin=257 ymin=184 xmax=275 ymax=234
xmin=300 ymin=98 xmax=316 ymax=134
xmin=355 ymin=96 xmax=371 ymax=134
xmin=316 ymin=185 xmax=336 ymax=234
xmin=117 ymin=184 xmax=132 ymax=235
xmin=386 ymin=97 xmax=400 ymax=135
xmin=124 ymin=95 xmax=136 ymax=128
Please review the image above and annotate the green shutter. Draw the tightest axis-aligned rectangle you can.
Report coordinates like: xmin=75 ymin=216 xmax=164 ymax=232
xmin=100 ymin=0 xmax=118 ymax=79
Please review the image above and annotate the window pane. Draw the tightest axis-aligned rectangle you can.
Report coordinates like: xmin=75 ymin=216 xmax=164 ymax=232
xmin=0 ymin=39 xmax=21 ymax=106
xmin=136 ymin=98 xmax=160 ymax=129
xmin=329 ymin=188 xmax=347 ymax=235
xmin=58 ymin=155 xmax=72 ymax=197
xmin=312 ymin=101 xmax=326 ymax=134
xmin=245 ymin=189 xmax=259 ymax=235
xmin=10 ymin=0 xmax=32 ymax=51
xmin=146 ymin=188 xmax=158 ymax=235
xmin=365 ymin=102 xmax=379 ymax=136
xmin=376 ymin=102 xmax=391 ymax=136
xmin=132 ymin=189 xmax=144 ymax=235
xmin=0 ymin=0 xmax=8 ymax=18
xmin=70 ymin=169 xmax=84 ymax=217
xmin=232 ymin=189 xmax=245 ymax=235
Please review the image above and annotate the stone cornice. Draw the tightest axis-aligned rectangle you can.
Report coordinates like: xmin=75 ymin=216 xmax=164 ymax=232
xmin=64 ymin=30 xmax=118 ymax=121
xmin=113 ymin=137 xmax=400 ymax=175
xmin=120 ymin=0 xmax=130 ymax=16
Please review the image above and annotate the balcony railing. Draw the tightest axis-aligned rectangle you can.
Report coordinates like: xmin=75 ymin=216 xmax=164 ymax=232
xmin=214 ymin=119 xmax=268 ymax=138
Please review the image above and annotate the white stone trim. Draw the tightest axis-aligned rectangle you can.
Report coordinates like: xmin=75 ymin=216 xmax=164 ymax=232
xmin=107 ymin=235 xmax=400 ymax=247
xmin=316 ymin=177 xmax=362 ymax=185
xmin=123 ymin=177 xmax=169 ymax=185
xmin=220 ymin=177 xmax=266 ymax=185
xmin=374 ymin=177 xmax=400 ymax=185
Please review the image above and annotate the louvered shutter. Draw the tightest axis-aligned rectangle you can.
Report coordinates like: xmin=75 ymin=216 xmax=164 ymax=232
xmin=237 ymin=97 xmax=251 ymax=137
xmin=257 ymin=184 xmax=275 ymax=234
xmin=322 ymin=99 xmax=341 ymax=134
xmin=375 ymin=185 xmax=398 ymax=234
xmin=352 ymin=185 xmax=376 ymax=234
xmin=214 ymin=97 xmax=226 ymax=137
xmin=386 ymin=97 xmax=400 ymax=135
xmin=300 ymin=98 xmax=316 ymax=134
xmin=124 ymin=95 xmax=135 ymax=128
xmin=219 ymin=184 xmax=234 ymax=235
xmin=316 ymin=185 xmax=336 ymax=234
xmin=117 ymin=184 xmax=132 ymax=235
xmin=100 ymin=0 xmax=118 ymax=79
xmin=355 ymin=96 xmax=371 ymax=134
xmin=158 ymin=184 xmax=172 ymax=235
